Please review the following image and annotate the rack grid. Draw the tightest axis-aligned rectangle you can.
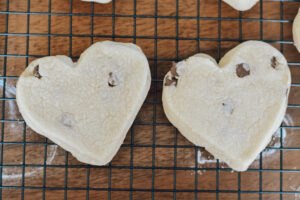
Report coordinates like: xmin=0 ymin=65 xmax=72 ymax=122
xmin=0 ymin=0 xmax=300 ymax=199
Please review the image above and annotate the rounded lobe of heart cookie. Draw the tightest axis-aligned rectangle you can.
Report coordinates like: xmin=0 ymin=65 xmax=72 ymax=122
xmin=16 ymin=41 xmax=151 ymax=166
xmin=222 ymin=0 xmax=259 ymax=11
xmin=162 ymin=41 xmax=291 ymax=171
xmin=293 ymin=8 xmax=300 ymax=53
xmin=81 ymin=0 xmax=111 ymax=3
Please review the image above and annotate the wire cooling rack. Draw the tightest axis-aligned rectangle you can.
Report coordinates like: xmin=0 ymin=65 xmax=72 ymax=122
xmin=0 ymin=0 xmax=300 ymax=199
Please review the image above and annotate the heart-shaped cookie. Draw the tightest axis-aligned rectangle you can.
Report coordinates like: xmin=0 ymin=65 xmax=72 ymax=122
xmin=223 ymin=0 xmax=259 ymax=11
xmin=162 ymin=41 xmax=291 ymax=171
xmin=293 ymin=8 xmax=300 ymax=53
xmin=17 ymin=41 xmax=151 ymax=165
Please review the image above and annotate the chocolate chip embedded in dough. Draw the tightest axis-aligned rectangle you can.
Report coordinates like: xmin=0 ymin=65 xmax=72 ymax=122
xmin=170 ymin=62 xmax=179 ymax=77
xmin=33 ymin=65 xmax=42 ymax=79
xmin=236 ymin=63 xmax=250 ymax=78
xmin=164 ymin=76 xmax=177 ymax=86
xmin=271 ymin=56 xmax=278 ymax=69
xmin=108 ymin=72 xmax=119 ymax=87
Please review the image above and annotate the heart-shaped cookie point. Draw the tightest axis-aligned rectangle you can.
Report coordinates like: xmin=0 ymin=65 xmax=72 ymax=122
xmin=162 ymin=41 xmax=291 ymax=171
xmin=293 ymin=8 xmax=300 ymax=53
xmin=222 ymin=0 xmax=259 ymax=11
xmin=16 ymin=41 xmax=151 ymax=165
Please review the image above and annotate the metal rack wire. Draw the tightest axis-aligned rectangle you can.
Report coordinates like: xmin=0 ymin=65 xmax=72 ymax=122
xmin=0 ymin=0 xmax=300 ymax=199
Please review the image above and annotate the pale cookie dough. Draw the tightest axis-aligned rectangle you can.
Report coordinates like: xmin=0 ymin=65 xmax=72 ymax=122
xmin=16 ymin=41 xmax=151 ymax=166
xmin=82 ymin=0 xmax=111 ymax=3
xmin=162 ymin=41 xmax=291 ymax=171
xmin=223 ymin=0 xmax=259 ymax=11
xmin=293 ymin=8 xmax=300 ymax=53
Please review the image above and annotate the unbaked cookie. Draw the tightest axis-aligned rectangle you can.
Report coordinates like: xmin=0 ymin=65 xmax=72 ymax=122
xmin=223 ymin=0 xmax=259 ymax=11
xmin=293 ymin=8 xmax=300 ymax=53
xmin=17 ymin=41 xmax=151 ymax=165
xmin=162 ymin=41 xmax=291 ymax=171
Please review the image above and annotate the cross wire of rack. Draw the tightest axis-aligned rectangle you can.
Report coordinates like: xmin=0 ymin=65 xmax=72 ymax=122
xmin=0 ymin=0 xmax=300 ymax=199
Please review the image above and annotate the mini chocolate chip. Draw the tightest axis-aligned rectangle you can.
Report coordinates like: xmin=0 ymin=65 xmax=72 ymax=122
xmin=108 ymin=72 xmax=119 ymax=87
xmin=165 ymin=76 xmax=177 ymax=86
xmin=33 ymin=65 xmax=42 ymax=79
xmin=286 ymin=88 xmax=289 ymax=97
xmin=271 ymin=56 xmax=278 ymax=69
xmin=236 ymin=63 xmax=250 ymax=78
xmin=170 ymin=62 xmax=179 ymax=77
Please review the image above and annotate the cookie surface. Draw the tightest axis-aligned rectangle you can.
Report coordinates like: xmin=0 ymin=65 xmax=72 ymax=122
xmin=162 ymin=41 xmax=291 ymax=171
xmin=293 ymin=8 xmax=300 ymax=53
xmin=17 ymin=41 xmax=151 ymax=165
xmin=223 ymin=0 xmax=259 ymax=11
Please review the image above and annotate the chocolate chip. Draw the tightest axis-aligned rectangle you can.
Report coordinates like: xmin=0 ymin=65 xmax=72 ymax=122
xmin=271 ymin=56 xmax=278 ymax=69
xmin=164 ymin=76 xmax=177 ymax=86
xmin=108 ymin=72 xmax=119 ymax=87
xmin=33 ymin=65 xmax=42 ymax=79
xmin=170 ymin=62 xmax=179 ymax=77
xmin=236 ymin=63 xmax=250 ymax=78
